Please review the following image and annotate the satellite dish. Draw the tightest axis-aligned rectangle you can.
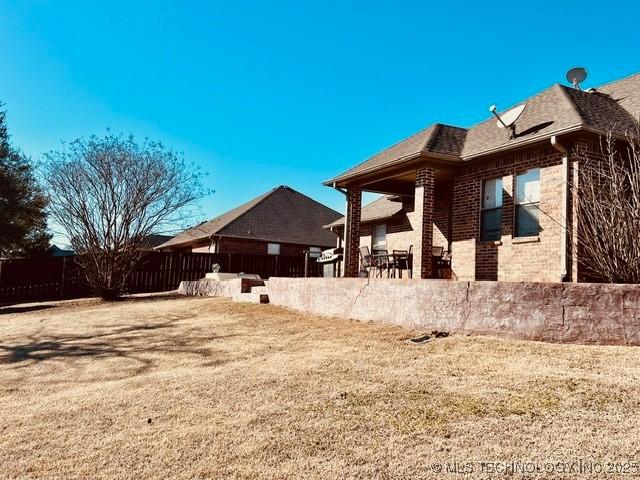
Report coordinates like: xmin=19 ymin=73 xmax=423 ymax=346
xmin=489 ymin=104 xmax=526 ymax=139
xmin=566 ymin=67 xmax=587 ymax=89
xmin=493 ymin=104 xmax=526 ymax=129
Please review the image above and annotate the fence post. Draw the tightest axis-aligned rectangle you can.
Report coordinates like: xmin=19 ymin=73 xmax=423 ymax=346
xmin=60 ymin=257 xmax=66 ymax=300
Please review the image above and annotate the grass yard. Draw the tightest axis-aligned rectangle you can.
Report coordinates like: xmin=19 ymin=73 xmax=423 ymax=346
xmin=1 ymin=294 xmax=640 ymax=479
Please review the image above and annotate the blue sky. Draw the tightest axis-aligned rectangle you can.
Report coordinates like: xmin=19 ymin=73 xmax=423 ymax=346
xmin=2 ymin=0 xmax=639 ymax=238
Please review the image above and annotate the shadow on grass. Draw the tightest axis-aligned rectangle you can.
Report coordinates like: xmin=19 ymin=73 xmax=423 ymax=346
xmin=0 ymin=292 xmax=187 ymax=315
xmin=0 ymin=305 xmax=56 ymax=315
xmin=0 ymin=315 xmax=236 ymax=379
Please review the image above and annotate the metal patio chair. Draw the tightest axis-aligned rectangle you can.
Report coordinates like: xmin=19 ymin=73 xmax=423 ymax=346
xmin=374 ymin=249 xmax=396 ymax=278
xmin=358 ymin=246 xmax=374 ymax=277
xmin=392 ymin=249 xmax=410 ymax=279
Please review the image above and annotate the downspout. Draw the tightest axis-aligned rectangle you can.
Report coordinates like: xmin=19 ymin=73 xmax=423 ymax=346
xmin=332 ymin=182 xmax=347 ymax=249
xmin=332 ymin=182 xmax=347 ymax=240
xmin=551 ymin=135 xmax=569 ymax=282
xmin=331 ymin=182 xmax=347 ymax=196
xmin=208 ymin=234 xmax=221 ymax=254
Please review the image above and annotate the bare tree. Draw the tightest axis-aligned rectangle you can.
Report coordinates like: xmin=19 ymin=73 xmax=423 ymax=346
xmin=43 ymin=133 xmax=207 ymax=299
xmin=572 ymin=122 xmax=640 ymax=283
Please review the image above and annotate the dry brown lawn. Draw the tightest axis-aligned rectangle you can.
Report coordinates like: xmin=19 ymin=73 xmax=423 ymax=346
xmin=1 ymin=294 xmax=640 ymax=479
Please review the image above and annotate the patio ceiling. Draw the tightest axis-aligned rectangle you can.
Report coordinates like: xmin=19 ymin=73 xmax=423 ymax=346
xmin=360 ymin=166 xmax=455 ymax=196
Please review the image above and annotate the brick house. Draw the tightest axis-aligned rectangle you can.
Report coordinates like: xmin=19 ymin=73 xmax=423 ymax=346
xmin=325 ymin=72 xmax=640 ymax=282
xmin=157 ymin=185 xmax=341 ymax=257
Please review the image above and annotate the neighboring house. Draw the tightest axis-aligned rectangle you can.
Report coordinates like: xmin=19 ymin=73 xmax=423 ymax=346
xmin=325 ymin=71 xmax=640 ymax=282
xmin=139 ymin=234 xmax=173 ymax=251
xmin=47 ymin=235 xmax=173 ymax=256
xmin=50 ymin=245 xmax=75 ymax=257
xmin=157 ymin=186 xmax=342 ymax=257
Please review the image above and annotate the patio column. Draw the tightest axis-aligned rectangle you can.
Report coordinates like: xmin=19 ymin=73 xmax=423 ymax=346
xmin=344 ymin=185 xmax=362 ymax=277
xmin=413 ymin=167 xmax=435 ymax=279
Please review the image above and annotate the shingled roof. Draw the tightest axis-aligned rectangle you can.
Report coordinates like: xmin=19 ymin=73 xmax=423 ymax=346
xmin=328 ymin=124 xmax=467 ymax=183
xmin=157 ymin=186 xmax=342 ymax=249
xmin=326 ymin=72 xmax=640 ymax=184
xmin=325 ymin=195 xmax=403 ymax=228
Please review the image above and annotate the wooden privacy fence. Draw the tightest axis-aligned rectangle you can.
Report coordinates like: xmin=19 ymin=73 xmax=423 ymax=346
xmin=0 ymin=251 xmax=323 ymax=303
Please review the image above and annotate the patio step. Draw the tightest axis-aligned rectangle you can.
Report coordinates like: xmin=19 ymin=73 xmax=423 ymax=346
xmin=250 ymin=285 xmax=269 ymax=295
xmin=232 ymin=292 xmax=269 ymax=304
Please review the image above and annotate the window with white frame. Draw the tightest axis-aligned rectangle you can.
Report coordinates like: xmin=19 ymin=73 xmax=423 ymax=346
xmin=480 ymin=177 xmax=503 ymax=241
xmin=515 ymin=169 xmax=540 ymax=237
xmin=267 ymin=243 xmax=281 ymax=255
xmin=372 ymin=224 xmax=387 ymax=253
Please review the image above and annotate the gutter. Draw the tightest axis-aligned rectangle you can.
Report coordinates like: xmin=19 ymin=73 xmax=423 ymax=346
xmin=462 ymin=124 xmax=624 ymax=162
xmin=331 ymin=182 xmax=347 ymax=196
xmin=551 ymin=135 xmax=569 ymax=282
xmin=323 ymin=152 xmax=461 ymax=187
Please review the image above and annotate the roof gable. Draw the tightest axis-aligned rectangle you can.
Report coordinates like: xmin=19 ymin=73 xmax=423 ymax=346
xmin=597 ymin=72 xmax=640 ymax=120
xmin=217 ymin=186 xmax=341 ymax=246
xmin=326 ymin=71 xmax=640 ymax=183
xmin=158 ymin=186 xmax=342 ymax=249
xmin=326 ymin=124 xmax=466 ymax=184
xmin=462 ymin=84 xmax=582 ymax=158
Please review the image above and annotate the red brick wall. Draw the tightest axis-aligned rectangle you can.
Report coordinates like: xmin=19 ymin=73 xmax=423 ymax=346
xmin=451 ymin=143 xmax=567 ymax=282
xmin=570 ymin=137 xmax=619 ymax=283
xmin=413 ymin=167 xmax=435 ymax=278
xmin=344 ymin=186 xmax=362 ymax=277
xmin=341 ymin=180 xmax=452 ymax=259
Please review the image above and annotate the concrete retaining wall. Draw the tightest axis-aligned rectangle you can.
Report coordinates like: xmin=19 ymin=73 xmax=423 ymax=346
xmin=178 ymin=278 xmax=264 ymax=297
xmin=266 ymin=278 xmax=640 ymax=346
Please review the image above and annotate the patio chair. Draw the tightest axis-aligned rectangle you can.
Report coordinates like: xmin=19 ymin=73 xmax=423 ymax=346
xmin=358 ymin=246 xmax=374 ymax=277
xmin=392 ymin=249 xmax=410 ymax=279
xmin=432 ymin=247 xmax=452 ymax=278
xmin=374 ymin=249 xmax=396 ymax=278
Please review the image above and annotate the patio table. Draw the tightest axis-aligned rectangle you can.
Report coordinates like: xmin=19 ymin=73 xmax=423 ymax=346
xmin=372 ymin=252 xmax=403 ymax=278
xmin=372 ymin=249 xmax=449 ymax=279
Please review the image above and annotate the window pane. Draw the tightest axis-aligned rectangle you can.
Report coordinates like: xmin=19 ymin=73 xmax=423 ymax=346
xmin=481 ymin=209 xmax=502 ymax=241
xmin=482 ymin=178 xmax=503 ymax=209
xmin=516 ymin=204 xmax=540 ymax=237
xmin=516 ymin=169 xmax=540 ymax=204
xmin=267 ymin=243 xmax=281 ymax=255
xmin=372 ymin=224 xmax=386 ymax=250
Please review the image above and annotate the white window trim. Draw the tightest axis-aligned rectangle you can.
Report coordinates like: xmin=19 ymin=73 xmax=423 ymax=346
xmin=514 ymin=169 xmax=541 ymax=238
xmin=480 ymin=177 xmax=503 ymax=242
xmin=372 ymin=224 xmax=387 ymax=251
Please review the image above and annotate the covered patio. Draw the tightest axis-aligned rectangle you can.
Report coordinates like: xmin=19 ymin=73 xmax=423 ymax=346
xmin=324 ymin=124 xmax=467 ymax=279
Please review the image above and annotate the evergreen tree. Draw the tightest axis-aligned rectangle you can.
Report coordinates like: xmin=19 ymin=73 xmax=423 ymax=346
xmin=0 ymin=104 xmax=50 ymax=257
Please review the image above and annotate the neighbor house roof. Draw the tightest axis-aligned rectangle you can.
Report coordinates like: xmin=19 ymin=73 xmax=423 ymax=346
xmin=157 ymin=186 xmax=342 ymax=249
xmin=140 ymin=234 xmax=173 ymax=250
xmin=325 ymin=72 xmax=640 ymax=185
xmin=325 ymin=195 xmax=403 ymax=228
